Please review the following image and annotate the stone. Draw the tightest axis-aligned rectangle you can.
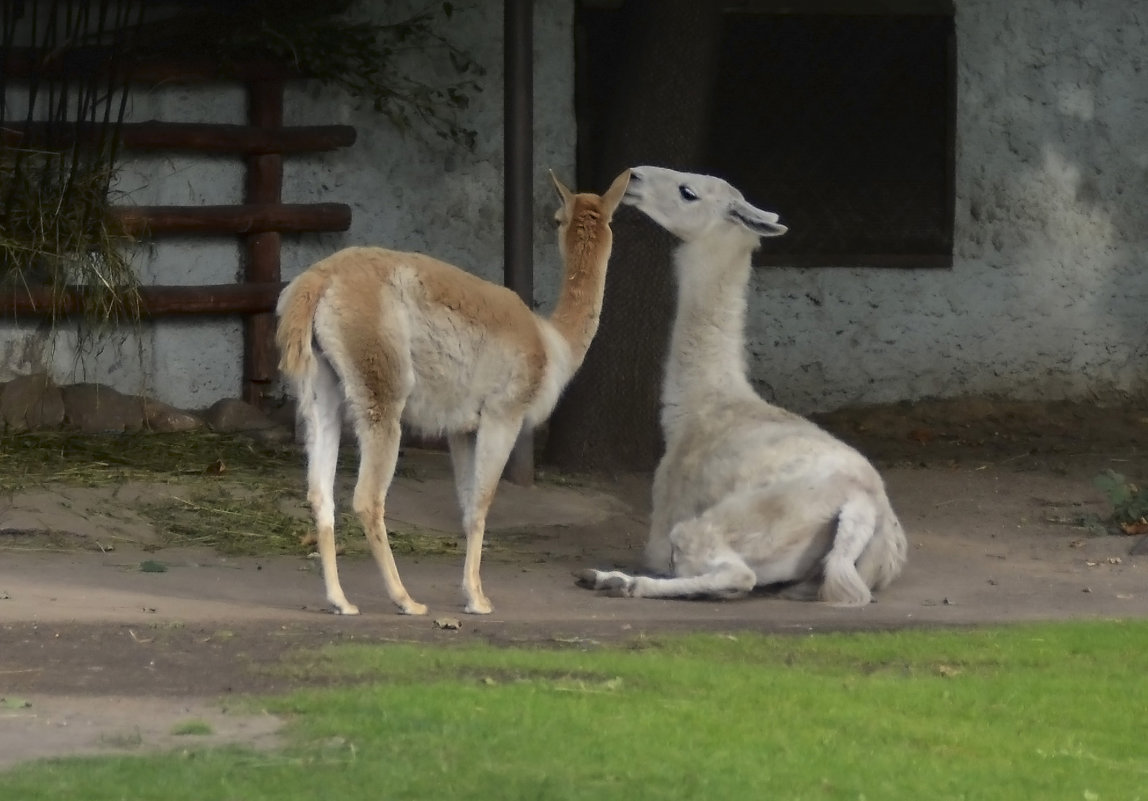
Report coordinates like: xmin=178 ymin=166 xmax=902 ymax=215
xmin=244 ymin=426 xmax=294 ymax=446
xmin=204 ymin=398 xmax=276 ymax=432
xmin=61 ymin=383 xmax=146 ymax=433
xmin=264 ymin=398 xmax=298 ymax=430
xmin=1 ymin=373 xmax=65 ymax=432
xmin=142 ymin=399 xmax=204 ymax=433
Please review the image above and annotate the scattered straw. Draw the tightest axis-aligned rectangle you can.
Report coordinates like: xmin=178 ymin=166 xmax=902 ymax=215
xmin=1 ymin=430 xmax=462 ymax=557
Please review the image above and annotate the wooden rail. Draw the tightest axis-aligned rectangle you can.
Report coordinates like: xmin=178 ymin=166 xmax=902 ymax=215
xmin=2 ymin=50 xmax=299 ymax=82
xmin=1 ymin=120 xmax=356 ymax=154
xmin=1 ymin=283 xmax=284 ymax=317
xmin=112 ymin=203 xmax=351 ymax=236
xmin=1 ymin=50 xmax=356 ymax=406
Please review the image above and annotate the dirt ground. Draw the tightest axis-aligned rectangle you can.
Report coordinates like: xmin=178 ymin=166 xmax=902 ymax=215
xmin=2 ymin=397 xmax=1147 ymax=768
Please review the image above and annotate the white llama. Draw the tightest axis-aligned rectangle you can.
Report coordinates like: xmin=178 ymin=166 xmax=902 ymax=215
xmin=577 ymin=166 xmax=907 ymax=606
xmin=277 ymin=169 xmax=630 ymax=615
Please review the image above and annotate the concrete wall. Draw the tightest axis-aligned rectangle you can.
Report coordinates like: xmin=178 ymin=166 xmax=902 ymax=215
xmin=3 ymin=0 xmax=1145 ymax=416
xmin=748 ymin=0 xmax=1148 ymax=413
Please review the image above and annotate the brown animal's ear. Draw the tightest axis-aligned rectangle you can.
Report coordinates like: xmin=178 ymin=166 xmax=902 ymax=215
xmin=600 ymin=169 xmax=631 ymax=220
xmin=550 ymin=170 xmax=575 ymax=208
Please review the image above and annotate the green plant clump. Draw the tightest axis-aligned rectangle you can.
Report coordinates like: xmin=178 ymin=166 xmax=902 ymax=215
xmin=1093 ymin=469 xmax=1148 ymax=534
xmin=2 ymin=0 xmax=145 ymax=329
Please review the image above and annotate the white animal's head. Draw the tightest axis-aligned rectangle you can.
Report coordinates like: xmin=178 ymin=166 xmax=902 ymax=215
xmin=622 ymin=165 xmax=787 ymax=246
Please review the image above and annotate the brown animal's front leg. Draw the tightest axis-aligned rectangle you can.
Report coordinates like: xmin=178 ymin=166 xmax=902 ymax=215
xmin=459 ymin=418 xmax=521 ymax=614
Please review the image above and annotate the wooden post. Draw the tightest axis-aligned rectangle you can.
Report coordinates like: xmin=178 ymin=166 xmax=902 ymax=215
xmin=243 ymin=79 xmax=285 ymax=408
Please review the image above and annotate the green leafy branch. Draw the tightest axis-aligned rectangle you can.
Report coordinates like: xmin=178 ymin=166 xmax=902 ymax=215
xmin=131 ymin=1 xmax=486 ymax=150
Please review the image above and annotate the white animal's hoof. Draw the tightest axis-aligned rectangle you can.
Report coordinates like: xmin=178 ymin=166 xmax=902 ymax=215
xmin=574 ymin=570 xmax=635 ymax=597
xmin=464 ymin=597 xmax=493 ymax=615
xmin=573 ymin=569 xmax=601 ymax=589
xmin=332 ymin=602 xmax=360 ymax=616
xmin=399 ymin=600 xmax=429 ymax=616
xmin=599 ymin=576 xmax=634 ymax=598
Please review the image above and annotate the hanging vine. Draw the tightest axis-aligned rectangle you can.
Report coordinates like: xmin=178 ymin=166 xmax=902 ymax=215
xmin=1 ymin=0 xmax=146 ymax=328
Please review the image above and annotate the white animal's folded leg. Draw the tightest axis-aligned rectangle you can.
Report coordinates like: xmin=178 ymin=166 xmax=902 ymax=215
xmin=576 ymin=520 xmax=756 ymax=600
xmin=630 ymin=557 xmax=757 ymax=599
xmin=856 ymin=507 xmax=908 ymax=592
xmin=820 ymin=492 xmax=878 ymax=607
xmin=674 ymin=488 xmax=836 ymax=586
xmin=573 ymin=569 xmax=638 ymax=596
xmin=576 ymin=559 xmax=756 ymax=599
xmin=637 ymin=518 xmax=758 ymax=598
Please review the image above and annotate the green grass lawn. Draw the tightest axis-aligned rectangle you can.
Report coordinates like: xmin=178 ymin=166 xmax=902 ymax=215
xmin=3 ymin=620 xmax=1145 ymax=800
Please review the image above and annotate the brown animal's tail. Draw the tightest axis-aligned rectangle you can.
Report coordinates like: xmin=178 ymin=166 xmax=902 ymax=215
xmin=275 ymin=265 xmax=330 ymax=382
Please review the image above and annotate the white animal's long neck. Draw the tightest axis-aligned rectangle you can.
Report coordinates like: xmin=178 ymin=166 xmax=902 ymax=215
xmin=661 ymin=236 xmax=759 ymax=432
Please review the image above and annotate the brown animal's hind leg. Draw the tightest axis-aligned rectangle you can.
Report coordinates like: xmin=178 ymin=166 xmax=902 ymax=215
xmin=354 ymin=414 xmax=427 ymax=616
xmin=304 ymin=356 xmax=359 ymax=615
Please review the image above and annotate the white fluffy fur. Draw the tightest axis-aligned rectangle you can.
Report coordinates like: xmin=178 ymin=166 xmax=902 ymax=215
xmin=277 ymin=170 xmax=629 ymax=616
xmin=577 ymin=166 xmax=907 ymax=606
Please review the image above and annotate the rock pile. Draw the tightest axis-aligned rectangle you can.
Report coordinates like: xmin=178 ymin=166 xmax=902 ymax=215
xmin=0 ymin=373 xmax=293 ymax=442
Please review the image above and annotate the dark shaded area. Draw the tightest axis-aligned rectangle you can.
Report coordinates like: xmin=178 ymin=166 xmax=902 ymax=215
xmin=814 ymin=397 xmax=1148 ymax=474
xmin=545 ymin=2 xmax=957 ymax=472
xmin=708 ymin=13 xmax=955 ymax=266
xmin=545 ymin=0 xmax=725 ymax=472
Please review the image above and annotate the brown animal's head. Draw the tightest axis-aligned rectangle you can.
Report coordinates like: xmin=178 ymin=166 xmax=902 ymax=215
xmin=550 ymin=169 xmax=630 ymax=262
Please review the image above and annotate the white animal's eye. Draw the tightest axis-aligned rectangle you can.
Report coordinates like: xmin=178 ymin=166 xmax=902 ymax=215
xmin=679 ymin=185 xmax=698 ymax=202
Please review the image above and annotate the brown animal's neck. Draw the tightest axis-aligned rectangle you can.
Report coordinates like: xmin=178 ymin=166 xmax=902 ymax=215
xmin=548 ymin=209 xmax=612 ymax=366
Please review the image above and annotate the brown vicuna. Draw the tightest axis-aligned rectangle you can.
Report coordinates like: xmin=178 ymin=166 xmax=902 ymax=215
xmin=276 ymin=170 xmax=630 ymax=615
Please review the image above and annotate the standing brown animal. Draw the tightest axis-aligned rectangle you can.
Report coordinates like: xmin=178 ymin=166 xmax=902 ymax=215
xmin=276 ymin=170 xmax=630 ymax=615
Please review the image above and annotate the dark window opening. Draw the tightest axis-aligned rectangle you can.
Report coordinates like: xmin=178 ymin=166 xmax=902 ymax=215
xmin=577 ymin=1 xmax=957 ymax=268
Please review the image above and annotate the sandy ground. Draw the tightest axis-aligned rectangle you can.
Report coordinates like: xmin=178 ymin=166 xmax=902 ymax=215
xmin=1 ymin=399 xmax=1146 ymax=769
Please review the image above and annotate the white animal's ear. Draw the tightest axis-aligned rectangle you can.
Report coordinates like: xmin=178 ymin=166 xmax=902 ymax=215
xmin=727 ymin=200 xmax=788 ymax=238
xmin=550 ymin=170 xmax=575 ymax=207
xmin=600 ymin=169 xmax=631 ymax=220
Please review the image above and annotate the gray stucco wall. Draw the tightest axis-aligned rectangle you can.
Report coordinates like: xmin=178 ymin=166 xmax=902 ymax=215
xmin=2 ymin=0 xmax=1144 ymax=416
xmin=749 ymin=0 xmax=1147 ymax=413
xmin=0 ymin=0 xmax=576 ymax=410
